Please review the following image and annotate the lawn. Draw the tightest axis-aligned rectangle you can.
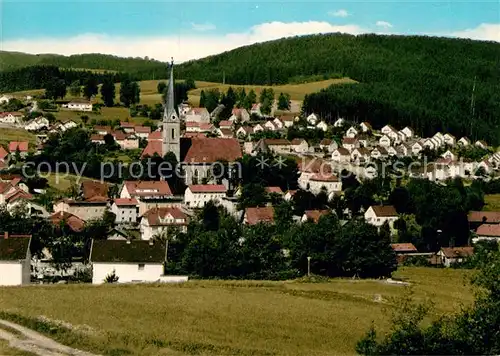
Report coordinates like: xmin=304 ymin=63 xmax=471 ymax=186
xmin=484 ymin=194 xmax=500 ymax=211
xmin=43 ymin=172 xmax=100 ymax=192
xmin=0 ymin=128 xmax=36 ymax=147
xmin=0 ymin=268 xmax=474 ymax=356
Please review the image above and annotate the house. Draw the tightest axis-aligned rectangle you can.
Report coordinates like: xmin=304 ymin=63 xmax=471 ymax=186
xmin=272 ymin=118 xmax=284 ymax=130
xmin=351 ymin=147 xmax=371 ymax=165
xmin=360 ymin=122 xmax=372 ymax=133
xmin=0 ymin=112 xmax=23 ymax=124
xmin=279 ymin=115 xmax=294 ymax=128
xmin=219 ymin=120 xmax=233 ymax=130
xmin=178 ymin=103 xmax=191 ymax=117
xmin=119 ymin=181 xmax=175 ymax=215
xmin=346 ymin=126 xmax=359 ymax=138
xmin=90 ymin=239 xmax=166 ymax=284
xmin=357 ymin=134 xmax=370 ymax=148
xmin=25 ymin=117 xmax=50 ymax=131
xmin=250 ymin=103 xmax=263 ymax=117
xmin=244 ymin=207 xmax=275 ymax=225
xmin=364 ymin=205 xmax=398 ymax=229
xmin=134 ymin=126 xmax=151 ymax=139
xmin=50 ymin=211 xmax=85 ymax=232
xmin=284 ymin=190 xmax=297 ymax=201
xmin=184 ymin=184 xmax=227 ymax=208
xmin=0 ymin=95 xmax=12 ymax=104
xmin=440 ymin=150 xmax=457 ymax=161
xmin=0 ymin=146 xmax=9 ymax=167
xmin=301 ymin=210 xmax=329 ymax=223
xmin=90 ymin=134 xmax=105 ymax=144
xmin=229 ymin=108 xmax=250 ymax=123
xmin=185 ymin=121 xmax=200 ymax=133
xmin=401 ymin=127 xmax=414 ymax=139
xmin=266 ymin=186 xmax=283 ymax=196
xmin=437 ymin=247 xmax=474 ymax=267
xmin=306 ymin=113 xmax=318 ymax=125
xmin=411 ymin=141 xmax=424 ymax=156
xmin=423 ymin=138 xmax=439 ymax=151
xmin=307 ymin=174 xmax=342 ymax=196
xmin=476 ymin=160 xmax=493 ymax=175
xmin=264 ymin=120 xmax=278 ymax=131
xmin=391 ymin=243 xmax=418 ymax=254
xmin=199 ymin=123 xmax=215 ymax=133
xmin=63 ymin=99 xmax=92 ymax=112
xmin=474 ymin=224 xmax=500 ymax=243
xmin=379 ymin=135 xmax=392 ymax=147
xmin=94 ymin=126 xmax=112 ymax=135
xmin=113 ymin=132 xmax=139 ymax=150
xmin=475 ymin=140 xmax=488 ymax=150
xmin=185 ymin=108 xmax=210 ymax=123
xmin=333 ymin=118 xmax=345 ymax=128
xmin=111 ymin=198 xmax=139 ymax=225
xmin=291 ymin=139 xmax=309 ymax=153
xmin=0 ymin=232 xmax=32 ymax=286
xmin=371 ymin=146 xmax=388 ymax=160
xmin=217 ymin=128 xmax=234 ymax=139
xmin=252 ymin=124 xmax=265 ymax=133
xmin=316 ymin=121 xmax=328 ymax=132
xmin=255 ymin=139 xmax=292 ymax=155
xmin=387 ymin=146 xmax=398 ymax=157
xmin=381 ymin=125 xmax=397 ymax=135
xmin=53 ymin=198 xmax=108 ymax=221
xmin=433 ymin=132 xmax=445 ymax=146
xmin=319 ymin=139 xmax=338 ymax=153
xmin=458 ymin=137 xmax=471 ymax=147
xmin=342 ymin=137 xmax=359 ymax=151
xmin=236 ymin=126 xmax=253 ymax=139
xmin=140 ymin=207 xmax=188 ymax=240
xmin=331 ymin=147 xmax=351 ymax=163
xmin=443 ymin=133 xmax=456 ymax=146
xmin=120 ymin=121 xmax=136 ymax=133
xmin=8 ymin=142 xmax=29 ymax=158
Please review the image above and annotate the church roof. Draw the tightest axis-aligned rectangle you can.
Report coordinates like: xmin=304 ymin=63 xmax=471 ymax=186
xmin=163 ymin=60 xmax=177 ymax=121
xmin=183 ymin=138 xmax=242 ymax=163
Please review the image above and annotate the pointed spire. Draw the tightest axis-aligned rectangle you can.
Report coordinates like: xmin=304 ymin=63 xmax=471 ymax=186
xmin=163 ymin=57 xmax=176 ymax=121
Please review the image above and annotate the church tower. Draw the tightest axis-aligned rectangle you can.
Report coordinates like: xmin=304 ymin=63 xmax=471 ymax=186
xmin=162 ymin=58 xmax=181 ymax=162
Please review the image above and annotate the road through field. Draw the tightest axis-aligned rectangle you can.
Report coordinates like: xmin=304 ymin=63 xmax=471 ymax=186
xmin=0 ymin=319 xmax=98 ymax=356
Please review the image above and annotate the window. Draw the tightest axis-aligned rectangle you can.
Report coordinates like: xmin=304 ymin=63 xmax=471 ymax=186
xmin=138 ymin=264 xmax=145 ymax=271
xmin=171 ymin=128 xmax=175 ymax=140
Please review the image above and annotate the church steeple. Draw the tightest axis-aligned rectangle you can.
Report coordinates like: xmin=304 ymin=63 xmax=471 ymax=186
xmin=162 ymin=58 xmax=180 ymax=161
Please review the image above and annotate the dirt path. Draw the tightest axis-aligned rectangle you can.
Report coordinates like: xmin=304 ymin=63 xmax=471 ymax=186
xmin=0 ymin=320 xmax=99 ymax=356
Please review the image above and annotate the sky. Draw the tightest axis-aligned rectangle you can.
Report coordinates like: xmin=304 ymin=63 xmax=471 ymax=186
xmin=0 ymin=0 xmax=499 ymax=62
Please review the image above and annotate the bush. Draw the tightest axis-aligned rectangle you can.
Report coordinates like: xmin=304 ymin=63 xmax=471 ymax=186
xmin=104 ymin=270 xmax=119 ymax=283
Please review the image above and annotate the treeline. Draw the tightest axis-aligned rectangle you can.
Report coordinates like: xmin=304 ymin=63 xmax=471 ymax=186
xmin=0 ymin=65 xmax=130 ymax=93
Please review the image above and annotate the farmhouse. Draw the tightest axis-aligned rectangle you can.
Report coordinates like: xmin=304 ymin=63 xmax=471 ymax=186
xmin=140 ymin=207 xmax=188 ymax=240
xmin=364 ymin=205 xmax=398 ymax=229
xmin=437 ymin=247 xmax=474 ymax=267
xmin=90 ymin=239 xmax=166 ymax=284
xmin=184 ymin=184 xmax=227 ymax=208
xmin=63 ymin=99 xmax=92 ymax=112
xmin=0 ymin=233 xmax=32 ymax=286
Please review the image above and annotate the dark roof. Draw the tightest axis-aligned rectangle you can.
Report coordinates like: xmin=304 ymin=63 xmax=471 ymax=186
xmin=0 ymin=234 xmax=31 ymax=261
xmin=91 ymin=240 xmax=166 ymax=263
xmin=440 ymin=247 xmax=474 ymax=258
xmin=370 ymin=205 xmax=398 ymax=217
xmin=468 ymin=211 xmax=500 ymax=224
xmin=81 ymin=180 xmax=108 ymax=200
xmin=391 ymin=243 xmax=418 ymax=253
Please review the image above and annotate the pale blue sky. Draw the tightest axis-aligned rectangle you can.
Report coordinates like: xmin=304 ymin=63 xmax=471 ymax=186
xmin=1 ymin=1 xmax=498 ymax=61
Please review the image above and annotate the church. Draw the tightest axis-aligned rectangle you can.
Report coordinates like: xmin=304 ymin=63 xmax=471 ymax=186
xmin=141 ymin=60 xmax=242 ymax=185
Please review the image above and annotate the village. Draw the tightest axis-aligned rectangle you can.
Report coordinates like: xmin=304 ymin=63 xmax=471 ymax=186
xmin=0 ymin=65 xmax=498 ymax=287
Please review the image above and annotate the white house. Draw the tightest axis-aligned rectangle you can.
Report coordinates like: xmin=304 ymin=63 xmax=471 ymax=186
xmin=250 ymin=103 xmax=262 ymax=117
xmin=53 ymin=198 xmax=108 ymax=221
xmin=0 ymin=112 xmax=23 ymax=124
xmin=331 ymin=148 xmax=351 ymax=163
xmin=185 ymin=108 xmax=210 ymax=123
xmin=111 ymin=198 xmax=139 ymax=224
xmin=184 ymin=184 xmax=227 ymax=208
xmin=119 ymin=180 xmax=175 ymax=216
xmin=306 ymin=113 xmax=318 ymax=125
xmin=387 ymin=146 xmax=398 ymax=157
xmin=371 ymin=146 xmax=388 ymax=160
xmin=381 ymin=125 xmax=397 ymax=136
xmin=90 ymin=239 xmax=166 ymax=284
xmin=307 ymin=174 xmax=342 ymax=196
xmin=316 ymin=121 xmax=328 ymax=132
xmin=346 ymin=126 xmax=359 ymax=138
xmin=351 ymin=147 xmax=371 ymax=165
xmin=442 ymin=150 xmax=457 ymax=161
xmin=475 ymin=140 xmax=488 ymax=150
xmin=264 ymin=120 xmax=278 ymax=131
xmin=401 ymin=127 xmax=414 ymax=139
xmin=139 ymin=207 xmax=188 ymax=241
xmin=411 ymin=141 xmax=424 ymax=156
xmin=236 ymin=126 xmax=253 ymax=138
xmin=458 ymin=137 xmax=471 ymax=147
xmin=360 ymin=122 xmax=372 ymax=133
xmin=63 ymin=99 xmax=92 ymax=112
xmin=319 ymin=139 xmax=338 ymax=153
xmin=272 ymin=118 xmax=284 ymax=130
xmin=279 ymin=115 xmax=294 ymax=128
xmin=229 ymin=108 xmax=250 ymax=123
xmin=364 ymin=205 xmax=398 ymax=230
xmin=25 ymin=117 xmax=50 ymax=131
xmin=342 ymin=137 xmax=359 ymax=151
xmin=252 ymin=124 xmax=265 ymax=133
xmin=291 ymin=139 xmax=309 ymax=154
xmin=0 ymin=233 xmax=31 ymax=286
xmin=333 ymin=118 xmax=345 ymax=128
xmin=436 ymin=247 xmax=474 ymax=267
xmin=379 ymin=135 xmax=392 ymax=147
xmin=0 ymin=95 xmax=12 ymax=105
xmin=443 ymin=133 xmax=456 ymax=146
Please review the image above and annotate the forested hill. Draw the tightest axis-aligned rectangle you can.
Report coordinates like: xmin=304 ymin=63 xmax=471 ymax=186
xmin=175 ymin=33 xmax=500 ymax=144
xmin=0 ymin=51 xmax=166 ymax=74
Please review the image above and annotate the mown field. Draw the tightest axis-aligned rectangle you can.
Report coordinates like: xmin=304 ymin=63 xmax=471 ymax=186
xmin=484 ymin=194 xmax=500 ymax=211
xmin=0 ymin=268 xmax=474 ymax=356
xmin=0 ymin=128 xmax=36 ymax=147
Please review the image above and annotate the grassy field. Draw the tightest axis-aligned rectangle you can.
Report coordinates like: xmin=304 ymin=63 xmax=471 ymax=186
xmin=484 ymin=194 xmax=500 ymax=211
xmin=43 ymin=172 xmax=99 ymax=192
xmin=0 ymin=128 xmax=36 ymax=147
xmin=0 ymin=268 xmax=474 ymax=356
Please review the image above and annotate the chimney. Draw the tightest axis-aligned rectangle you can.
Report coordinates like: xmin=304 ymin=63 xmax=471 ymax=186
xmin=4 ymin=232 xmax=8 ymax=240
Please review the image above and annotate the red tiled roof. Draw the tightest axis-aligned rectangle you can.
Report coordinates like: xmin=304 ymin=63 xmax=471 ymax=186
xmin=81 ymin=181 xmax=108 ymax=200
xmin=335 ymin=147 xmax=351 ymax=156
xmin=134 ymin=126 xmax=151 ymax=134
xmin=342 ymin=137 xmax=358 ymax=145
xmin=94 ymin=126 xmax=111 ymax=133
xmin=4 ymin=188 xmax=32 ymax=203
xmin=90 ymin=134 xmax=105 ymax=141
xmin=114 ymin=198 xmax=139 ymax=206
xmin=189 ymin=107 xmax=208 ymax=115
xmin=310 ymin=173 xmax=339 ymax=182
xmin=141 ymin=141 xmax=163 ymax=158
xmin=320 ymin=139 xmax=332 ymax=145
xmin=468 ymin=211 xmax=500 ymax=224
xmin=440 ymin=247 xmax=474 ymax=258
xmin=219 ymin=120 xmax=232 ymax=127
xmin=245 ymin=207 xmax=275 ymax=225
xmin=0 ymin=146 xmax=8 ymax=160
xmin=113 ymin=131 xmax=136 ymax=141
xmin=298 ymin=158 xmax=332 ymax=174
xmin=291 ymin=139 xmax=306 ymax=145
xmin=183 ymin=133 xmax=206 ymax=138
xmin=186 ymin=121 xmax=200 ymax=127
xmin=8 ymin=141 xmax=28 ymax=152
xmin=50 ymin=212 xmax=85 ymax=232
xmin=120 ymin=121 xmax=135 ymax=128
xmin=184 ymin=138 xmax=242 ymax=163
xmin=304 ymin=210 xmax=329 ymax=223
xmin=280 ymin=115 xmax=294 ymax=122
xmin=124 ymin=180 xmax=172 ymax=197
xmin=0 ymin=182 xmax=13 ymax=194
xmin=0 ymin=112 xmax=23 ymax=118
xmin=199 ymin=123 xmax=214 ymax=131
xmin=188 ymin=184 xmax=227 ymax=193
xmin=142 ymin=207 xmax=187 ymax=226
xmin=148 ymin=131 xmax=163 ymax=141
xmin=218 ymin=128 xmax=233 ymax=137
xmin=370 ymin=205 xmax=398 ymax=217
xmin=263 ymin=139 xmax=291 ymax=146
xmin=391 ymin=243 xmax=418 ymax=253
xmin=265 ymin=186 xmax=283 ymax=194
xmin=476 ymin=224 xmax=500 ymax=237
